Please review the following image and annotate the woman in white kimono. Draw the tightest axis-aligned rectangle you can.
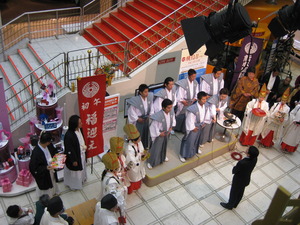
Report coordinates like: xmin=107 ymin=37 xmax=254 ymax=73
xmin=259 ymin=88 xmax=290 ymax=147
xmin=94 ymin=194 xmax=119 ymax=225
xmin=101 ymin=152 xmax=127 ymax=224
xmin=281 ymin=104 xmax=300 ymax=152
xmin=239 ymin=84 xmax=269 ymax=146
xmin=123 ymin=124 xmax=148 ymax=194
xmin=64 ymin=115 xmax=87 ymax=190
xmin=109 ymin=137 xmax=131 ymax=189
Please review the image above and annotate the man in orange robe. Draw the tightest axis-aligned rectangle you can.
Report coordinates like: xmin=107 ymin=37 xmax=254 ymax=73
xmin=230 ymin=67 xmax=260 ymax=121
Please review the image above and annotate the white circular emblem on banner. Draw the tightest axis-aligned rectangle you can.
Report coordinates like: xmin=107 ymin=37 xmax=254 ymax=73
xmin=82 ymin=82 xmax=99 ymax=98
xmin=244 ymin=42 xmax=258 ymax=54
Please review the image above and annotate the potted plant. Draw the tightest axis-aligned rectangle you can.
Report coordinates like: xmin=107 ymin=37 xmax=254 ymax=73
xmin=94 ymin=63 xmax=119 ymax=86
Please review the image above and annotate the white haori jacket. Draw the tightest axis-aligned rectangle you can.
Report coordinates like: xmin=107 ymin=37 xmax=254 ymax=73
xmin=282 ymin=105 xmax=300 ymax=147
xmin=199 ymin=73 xmax=224 ymax=96
xmin=242 ymin=99 xmax=269 ymax=136
xmin=101 ymin=172 xmax=127 ymax=217
xmin=175 ymin=78 xmax=199 ymax=115
xmin=153 ymin=87 xmax=177 ymax=113
xmin=185 ymin=102 xmax=212 ymax=135
xmin=260 ymin=102 xmax=290 ymax=142
xmin=125 ymin=141 xmax=146 ymax=182
xmin=149 ymin=110 xmax=176 ymax=141
xmin=127 ymin=93 xmax=154 ymax=124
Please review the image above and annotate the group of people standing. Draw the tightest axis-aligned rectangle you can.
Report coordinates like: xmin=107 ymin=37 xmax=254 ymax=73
xmin=230 ymin=66 xmax=300 ymax=152
xmin=126 ymin=66 xmax=229 ymax=166
xmin=95 ymin=124 xmax=148 ymax=224
xmin=29 ymin=115 xmax=87 ymax=200
xmin=16 ymin=64 xmax=299 ymax=224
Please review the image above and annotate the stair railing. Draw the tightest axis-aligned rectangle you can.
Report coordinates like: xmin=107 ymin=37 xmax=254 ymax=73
xmin=65 ymin=42 xmax=126 ymax=86
xmin=5 ymin=53 xmax=65 ymax=130
xmin=124 ymin=0 xmax=229 ymax=74
xmin=5 ymin=42 xmax=125 ymax=130
xmin=0 ymin=0 xmax=129 ymax=61
xmin=81 ymin=0 xmax=130 ymax=33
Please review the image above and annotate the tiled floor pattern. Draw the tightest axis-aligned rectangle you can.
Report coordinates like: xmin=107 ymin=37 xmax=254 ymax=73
xmin=0 ymin=142 xmax=300 ymax=225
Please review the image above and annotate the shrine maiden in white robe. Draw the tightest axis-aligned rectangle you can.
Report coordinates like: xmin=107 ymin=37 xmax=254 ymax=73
xmin=281 ymin=105 xmax=300 ymax=152
xmin=260 ymin=102 xmax=289 ymax=145
xmin=125 ymin=141 xmax=146 ymax=182
xmin=94 ymin=203 xmax=119 ymax=225
xmin=101 ymin=171 xmax=127 ymax=218
xmin=242 ymin=99 xmax=269 ymax=136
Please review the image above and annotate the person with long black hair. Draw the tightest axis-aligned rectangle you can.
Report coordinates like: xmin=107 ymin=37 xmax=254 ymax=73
xmin=64 ymin=115 xmax=87 ymax=190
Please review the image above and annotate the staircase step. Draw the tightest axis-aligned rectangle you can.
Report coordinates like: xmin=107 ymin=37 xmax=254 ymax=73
xmin=0 ymin=70 xmax=17 ymax=121
xmin=109 ymin=13 xmax=161 ymax=55
xmin=126 ymin=2 xmax=165 ymax=22
xmin=18 ymin=48 xmax=48 ymax=86
xmin=0 ymin=63 xmax=27 ymax=112
xmin=127 ymin=2 xmax=181 ymax=37
xmin=91 ymin=23 xmax=145 ymax=63
xmin=135 ymin=0 xmax=173 ymax=18
xmin=8 ymin=55 xmax=33 ymax=96
xmin=82 ymin=0 xmax=229 ymax=73
xmin=175 ymin=0 xmax=207 ymax=15
xmin=160 ymin=0 xmax=197 ymax=18
xmin=84 ymin=28 xmax=125 ymax=61
xmin=28 ymin=43 xmax=63 ymax=88
xmin=93 ymin=23 xmax=127 ymax=44
xmin=118 ymin=7 xmax=172 ymax=47
xmin=100 ymin=17 xmax=152 ymax=62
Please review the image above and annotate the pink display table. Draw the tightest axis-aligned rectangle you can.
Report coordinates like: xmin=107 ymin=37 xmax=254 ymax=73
xmin=18 ymin=157 xmax=30 ymax=171
xmin=0 ymin=140 xmax=10 ymax=163
xmin=0 ymin=165 xmax=18 ymax=186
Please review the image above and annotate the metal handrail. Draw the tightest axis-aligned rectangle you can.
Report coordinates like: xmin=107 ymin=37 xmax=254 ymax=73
xmin=0 ymin=0 xmax=131 ymax=60
xmin=125 ymin=0 xmax=228 ymax=72
xmin=3 ymin=0 xmax=238 ymax=130
xmin=127 ymin=0 xmax=193 ymax=44
xmin=5 ymin=53 xmax=64 ymax=91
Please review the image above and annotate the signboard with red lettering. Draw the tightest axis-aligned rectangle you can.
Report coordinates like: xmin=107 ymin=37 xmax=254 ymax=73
xmin=158 ymin=57 xmax=176 ymax=65
xmin=103 ymin=94 xmax=120 ymax=152
xmin=178 ymin=46 xmax=208 ymax=82
xmin=77 ymin=75 xmax=106 ymax=158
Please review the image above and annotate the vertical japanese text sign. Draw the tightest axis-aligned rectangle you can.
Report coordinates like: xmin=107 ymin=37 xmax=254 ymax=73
xmin=77 ymin=75 xmax=106 ymax=158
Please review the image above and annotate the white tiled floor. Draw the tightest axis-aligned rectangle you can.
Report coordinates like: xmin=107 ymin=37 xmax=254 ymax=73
xmin=1 ymin=35 xmax=300 ymax=224
xmin=2 ymin=143 xmax=299 ymax=225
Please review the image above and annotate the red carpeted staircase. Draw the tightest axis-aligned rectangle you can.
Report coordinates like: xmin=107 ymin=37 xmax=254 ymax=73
xmin=83 ymin=0 xmax=229 ymax=74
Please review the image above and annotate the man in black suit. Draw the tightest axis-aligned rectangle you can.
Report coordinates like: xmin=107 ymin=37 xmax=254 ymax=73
xmin=29 ymin=131 xmax=58 ymax=198
xmin=220 ymin=146 xmax=259 ymax=209
xmin=224 ymin=55 xmax=238 ymax=94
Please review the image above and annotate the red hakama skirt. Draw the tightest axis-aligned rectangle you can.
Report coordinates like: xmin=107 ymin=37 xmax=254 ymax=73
xmin=239 ymin=130 xmax=257 ymax=146
xmin=281 ymin=142 xmax=298 ymax=153
xmin=258 ymin=131 xmax=274 ymax=147
xmin=127 ymin=180 xmax=142 ymax=194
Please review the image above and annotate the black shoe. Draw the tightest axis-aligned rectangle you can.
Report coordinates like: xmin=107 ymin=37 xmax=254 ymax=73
xmin=220 ymin=202 xmax=233 ymax=210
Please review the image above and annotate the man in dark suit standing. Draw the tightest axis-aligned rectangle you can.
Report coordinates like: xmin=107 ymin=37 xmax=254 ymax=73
xmin=220 ymin=146 xmax=259 ymax=209
xmin=29 ymin=132 xmax=58 ymax=198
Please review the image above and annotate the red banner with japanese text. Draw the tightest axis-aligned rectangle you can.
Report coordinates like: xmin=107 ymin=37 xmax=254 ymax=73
xmin=77 ymin=75 xmax=106 ymax=158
